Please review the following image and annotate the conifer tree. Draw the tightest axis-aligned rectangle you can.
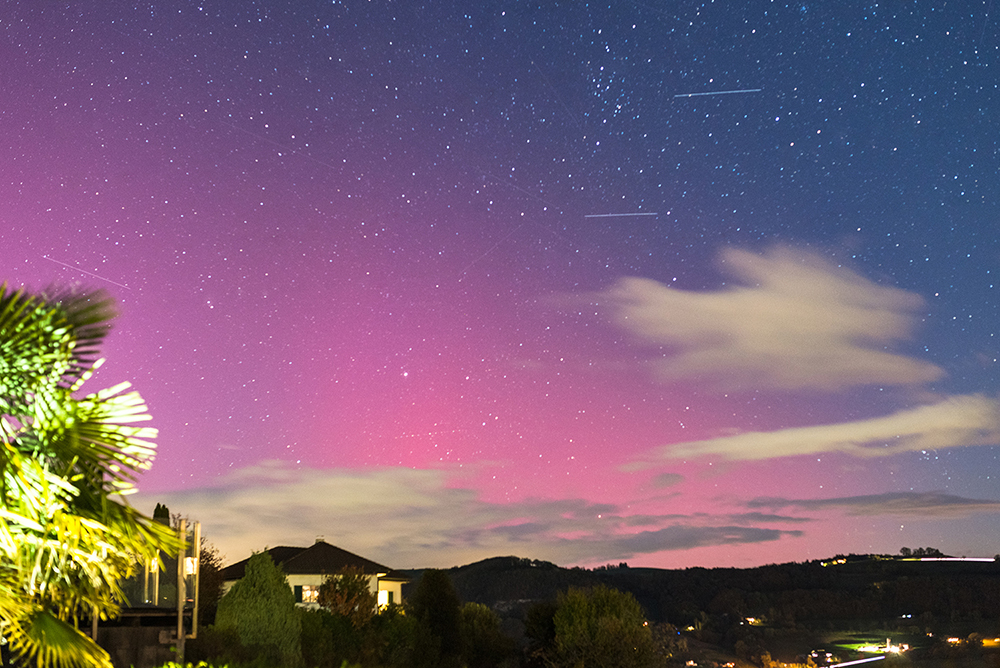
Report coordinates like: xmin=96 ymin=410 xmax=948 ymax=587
xmin=216 ymin=552 xmax=302 ymax=667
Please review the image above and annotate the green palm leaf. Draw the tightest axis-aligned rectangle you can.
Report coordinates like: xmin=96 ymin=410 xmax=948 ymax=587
xmin=0 ymin=282 xmax=178 ymax=668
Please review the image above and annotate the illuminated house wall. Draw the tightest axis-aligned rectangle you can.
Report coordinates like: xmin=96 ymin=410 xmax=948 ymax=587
xmin=220 ymin=539 xmax=408 ymax=609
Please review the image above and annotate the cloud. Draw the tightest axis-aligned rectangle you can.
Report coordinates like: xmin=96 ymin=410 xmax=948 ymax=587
xmin=630 ymin=395 xmax=1000 ymax=463
xmin=651 ymin=472 xmax=684 ymax=488
xmin=725 ymin=511 xmax=813 ymax=525
xmin=595 ymin=246 xmax=943 ymax=391
xmin=748 ymin=491 xmax=1000 ymax=518
xmin=612 ymin=526 xmax=803 ymax=556
xmin=141 ymin=462 xmax=799 ymax=567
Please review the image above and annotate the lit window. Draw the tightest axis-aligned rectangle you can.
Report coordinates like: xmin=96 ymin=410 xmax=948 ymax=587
xmin=302 ymin=585 xmax=319 ymax=603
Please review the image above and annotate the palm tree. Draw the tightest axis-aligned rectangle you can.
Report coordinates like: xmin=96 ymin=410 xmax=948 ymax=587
xmin=0 ymin=283 xmax=178 ymax=668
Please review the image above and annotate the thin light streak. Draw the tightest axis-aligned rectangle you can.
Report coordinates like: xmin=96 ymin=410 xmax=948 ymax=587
xmin=830 ymin=657 xmax=885 ymax=668
xmin=584 ymin=212 xmax=659 ymax=218
xmin=457 ymin=223 xmax=526 ymax=280
xmin=41 ymin=256 xmax=132 ymax=290
xmin=674 ymin=88 xmax=762 ymax=98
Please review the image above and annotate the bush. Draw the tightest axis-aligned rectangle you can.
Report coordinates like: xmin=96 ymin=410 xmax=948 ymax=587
xmin=215 ymin=552 xmax=301 ymax=667
xmin=369 ymin=603 xmax=419 ymax=668
xmin=549 ymin=585 xmax=662 ymax=668
xmin=460 ymin=602 xmax=516 ymax=668
xmin=185 ymin=625 xmax=254 ymax=666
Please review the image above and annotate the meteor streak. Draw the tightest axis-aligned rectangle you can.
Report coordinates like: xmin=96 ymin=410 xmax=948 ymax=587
xmin=584 ymin=212 xmax=658 ymax=218
xmin=674 ymin=88 xmax=762 ymax=98
xmin=41 ymin=256 xmax=132 ymax=290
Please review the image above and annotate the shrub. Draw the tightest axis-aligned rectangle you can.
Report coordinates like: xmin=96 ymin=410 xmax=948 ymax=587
xmin=215 ymin=552 xmax=301 ymax=667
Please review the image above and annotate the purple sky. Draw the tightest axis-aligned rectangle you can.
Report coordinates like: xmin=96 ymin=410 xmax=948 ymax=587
xmin=5 ymin=1 xmax=1000 ymax=570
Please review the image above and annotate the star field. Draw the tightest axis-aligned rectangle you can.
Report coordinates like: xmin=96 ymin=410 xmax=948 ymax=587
xmin=4 ymin=0 xmax=999 ymax=568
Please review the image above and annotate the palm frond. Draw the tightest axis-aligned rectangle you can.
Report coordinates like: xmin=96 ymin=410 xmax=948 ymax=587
xmin=0 ymin=283 xmax=177 ymax=668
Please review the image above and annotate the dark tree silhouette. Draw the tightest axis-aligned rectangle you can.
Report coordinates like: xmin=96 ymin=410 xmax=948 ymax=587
xmin=407 ymin=569 xmax=463 ymax=668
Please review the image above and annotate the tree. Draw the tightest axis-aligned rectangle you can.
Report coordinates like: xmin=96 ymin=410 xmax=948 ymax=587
xmin=318 ymin=565 xmax=378 ymax=628
xmin=215 ymin=551 xmax=301 ymax=667
xmin=525 ymin=600 xmax=559 ymax=666
xmin=548 ymin=585 xmax=661 ymax=668
xmin=460 ymin=602 xmax=515 ymax=668
xmin=0 ymin=284 xmax=177 ymax=668
xmin=370 ymin=603 xmax=419 ymax=668
xmin=406 ymin=569 xmax=463 ymax=668
xmin=196 ymin=537 xmax=225 ymax=625
xmin=153 ymin=502 xmax=171 ymax=524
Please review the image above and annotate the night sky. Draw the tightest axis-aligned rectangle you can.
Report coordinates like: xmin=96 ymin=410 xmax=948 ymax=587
xmin=5 ymin=1 xmax=1000 ymax=570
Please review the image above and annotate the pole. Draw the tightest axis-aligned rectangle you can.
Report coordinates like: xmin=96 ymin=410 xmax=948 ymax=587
xmin=190 ymin=521 xmax=201 ymax=639
xmin=176 ymin=518 xmax=186 ymax=664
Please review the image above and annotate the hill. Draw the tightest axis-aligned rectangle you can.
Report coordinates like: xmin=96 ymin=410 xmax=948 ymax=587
xmin=403 ymin=554 xmax=1000 ymax=664
xmin=404 ymin=554 xmax=1000 ymax=625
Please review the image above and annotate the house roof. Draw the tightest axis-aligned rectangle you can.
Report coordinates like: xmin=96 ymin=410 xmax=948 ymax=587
xmin=220 ymin=539 xmax=397 ymax=581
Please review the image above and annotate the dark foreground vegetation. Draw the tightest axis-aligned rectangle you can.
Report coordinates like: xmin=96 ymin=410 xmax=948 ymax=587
xmin=183 ymin=550 xmax=1000 ymax=668
xmin=188 ymin=553 xmax=665 ymax=668
xmin=432 ymin=552 xmax=1000 ymax=667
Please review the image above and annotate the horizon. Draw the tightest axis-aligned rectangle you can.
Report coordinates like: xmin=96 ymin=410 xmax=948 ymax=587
xmin=7 ymin=1 xmax=1000 ymax=571
xmin=209 ymin=541 xmax=1000 ymax=573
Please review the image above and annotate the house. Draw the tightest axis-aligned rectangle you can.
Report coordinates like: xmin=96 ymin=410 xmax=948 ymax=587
xmin=219 ymin=538 xmax=408 ymax=608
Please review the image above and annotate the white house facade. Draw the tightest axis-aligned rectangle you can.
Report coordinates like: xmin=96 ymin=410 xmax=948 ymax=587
xmin=220 ymin=539 xmax=407 ymax=609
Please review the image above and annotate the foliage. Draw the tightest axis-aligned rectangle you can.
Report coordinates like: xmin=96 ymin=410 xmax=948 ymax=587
xmin=215 ymin=552 xmax=301 ymax=667
xmin=525 ymin=600 xmax=558 ymax=646
xmin=548 ymin=585 xmax=662 ymax=668
xmin=185 ymin=624 xmax=252 ymax=666
xmin=406 ymin=569 xmax=463 ymax=668
xmin=460 ymin=602 xmax=516 ymax=668
xmin=297 ymin=601 xmax=420 ymax=668
xmin=153 ymin=502 xmax=171 ymax=524
xmin=0 ymin=284 xmax=178 ymax=668
xmin=649 ymin=622 xmax=686 ymax=660
xmin=898 ymin=546 xmax=945 ymax=558
xmin=197 ymin=537 xmax=226 ymax=625
xmin=368 ymin=603 xmax=419 ymax=668
xmin=318 ymin=566 xmax=378 ymax=629
xmin=298 ymin=608 xmax=343 ymax=668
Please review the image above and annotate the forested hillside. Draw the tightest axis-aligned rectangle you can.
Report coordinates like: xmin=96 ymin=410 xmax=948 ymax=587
xmin=406 ymin=555 xmax=1000 ymax=628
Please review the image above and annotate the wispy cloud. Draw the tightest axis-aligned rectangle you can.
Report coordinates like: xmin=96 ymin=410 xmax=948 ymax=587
xmin=629 ymin=395 xmax=1000 ymax=463
xmin=748 ymin=491 xmax=1000 ymax=518
xmin=594 ymin=246 xmax=942 ymax=391
xmin=141 ymin=462 xmax=800 ymax=567
xmin=650 ymin=472 xmax=684 ymax=488
xmin=611 ymin=525 xmax=802 ymax=557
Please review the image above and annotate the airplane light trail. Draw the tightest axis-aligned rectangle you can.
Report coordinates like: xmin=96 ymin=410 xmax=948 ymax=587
xmin=41 ymin=256 xmax=132 ymax=290
xmin=584 ymin=212 xmax=659 ymax=218
xmin=674 ymin=88 xmax=762 ymax=98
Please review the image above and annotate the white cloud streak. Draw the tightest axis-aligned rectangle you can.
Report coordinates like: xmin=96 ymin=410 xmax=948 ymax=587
xmin=748 ymin=491 xmax=1000 ymax=518
xmin=596 ymin=246 xmax=943 ymax=391
xmin=631 ymin=395 xmax=1000 ymax=463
